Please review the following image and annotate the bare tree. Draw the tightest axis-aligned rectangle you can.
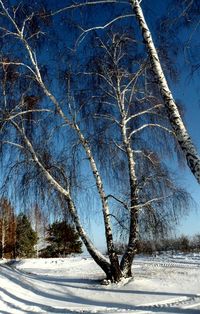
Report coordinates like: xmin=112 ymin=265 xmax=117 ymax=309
xmin=0 ymin=1 xmax=121 ymax=281
xmin=48 ymin=0 xmax=200 ymax=183
xmin=82 ymin=31 xmax=190 ymax=277
xmin=0 ymin=1 xmax=191 ymax=282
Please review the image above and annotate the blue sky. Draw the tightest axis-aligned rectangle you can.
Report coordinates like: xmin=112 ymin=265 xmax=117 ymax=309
xmin=1 ymin=0 xmax=199 ymax=250
xmin=172 ymin=76 xmax=200 ymax=236
xmin=88 ymin=0 xmax=200 ymax=247
xmin=140 ymin=0 xmax=200 ymax=238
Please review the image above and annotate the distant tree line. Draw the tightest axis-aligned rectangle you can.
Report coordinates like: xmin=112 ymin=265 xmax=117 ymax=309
xmin=0 ymin=198 xmax=82 ymax=259
xmin=0 ymin=198 xmax=38 ymax=258
xmin=114 ymin=234 xmax=200 ymax=256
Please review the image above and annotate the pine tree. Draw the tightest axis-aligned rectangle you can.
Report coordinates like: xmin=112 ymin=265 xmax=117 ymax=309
xmin=40 ymin=221 xmax=82 ymax=258
xmin=16 ymin=213 xmax=38 ymax=258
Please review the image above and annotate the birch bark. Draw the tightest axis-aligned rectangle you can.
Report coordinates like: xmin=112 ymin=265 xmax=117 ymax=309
xmin=11 ymin=122 xmax=112 ymax=277
xmin=115 ymin=82 xmax=139 ymax=278
xmin=130 ymin=0 xmax=200 ymax=184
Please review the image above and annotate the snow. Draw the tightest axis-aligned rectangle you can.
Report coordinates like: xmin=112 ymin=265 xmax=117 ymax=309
xmin=0 ymin=253 xmax=200 ymax=313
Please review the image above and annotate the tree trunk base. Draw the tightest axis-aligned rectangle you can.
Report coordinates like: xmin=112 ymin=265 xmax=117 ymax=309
xmin=101 ymin=273 xmax=133 ymax=285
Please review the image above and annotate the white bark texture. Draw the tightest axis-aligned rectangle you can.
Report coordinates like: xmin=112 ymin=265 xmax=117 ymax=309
xmin=131 ymin=0 xmax=200 ymax=184
xmin=116 ymin=83 xmax=139 ymax=277
xmin=11 ymin=122 xmax=111 ymax=274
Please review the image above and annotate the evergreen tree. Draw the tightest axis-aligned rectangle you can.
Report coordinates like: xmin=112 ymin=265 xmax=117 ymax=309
xmin=16 ymin=213 xmax=37 ymax=258
xmin=40 ymin=221 xmax=82 ymax=258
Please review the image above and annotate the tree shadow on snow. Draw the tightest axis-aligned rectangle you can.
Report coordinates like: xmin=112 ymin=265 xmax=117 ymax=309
xmin=0 ymin=264 xmax=199 ymax=314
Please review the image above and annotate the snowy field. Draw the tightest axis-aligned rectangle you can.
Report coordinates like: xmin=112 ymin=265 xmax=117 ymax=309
xmin=0 ymin=253 xmax=200 ymax=314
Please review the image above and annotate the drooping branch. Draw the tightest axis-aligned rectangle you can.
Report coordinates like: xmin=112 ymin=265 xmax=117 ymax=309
xmin=130 ymin=0 xmax=200 ymax=184
xmin=10 ymin=120 xmax=111 ymax=273
xmin=106 ymin=194 xmax=129 ymax=211
xmin=0 ymin=0 xmax=122 ymax=281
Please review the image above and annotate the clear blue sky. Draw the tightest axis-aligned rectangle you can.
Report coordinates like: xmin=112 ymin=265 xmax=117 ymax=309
xmin=172 ymin=76 xmax=200 ymax=236
xmin=153 ymin=0 xmax=200 ymax=237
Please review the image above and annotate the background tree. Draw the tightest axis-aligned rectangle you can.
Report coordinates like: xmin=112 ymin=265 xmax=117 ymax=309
xmin=0 ymin=198 xmax=16 ymax=259
xmin=29 ymin=204 xmax=47 ymax=258
xmin=40 ymin=220 xmax=82 ymax=258
xmin=16 ymin=213 xmax=37 ymax=258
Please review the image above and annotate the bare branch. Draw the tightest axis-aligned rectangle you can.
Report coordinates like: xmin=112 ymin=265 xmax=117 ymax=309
xmin=125 ymin=104 xmax=164 ymax=124
xmin=11 ymin=120 xmax=70 ymax=197
xmin=50 ymin=1 xmax=128 ymax=17
xmin=134 ymin=195 xmax=174 ymax=210
xmin=128 ymin=123 xmax=174 ymax=140
xmin=106 ymin=194 xmax=129 ymax=210
xmin=0 ymin=1 xmax=21 ymax=34
xmin=94 ymin=113 xmax=121 ymax=126
xmin=122 ymin=63 xmax=146 ymax=94
xmin=27 ymin=30 xmax=45 ymax=41
xmin=0 ymin=27 xmax=19 ymax=38
xmin=108 ymin=213 xmax=129 ymax=231
xmin=6 ymin=109 xmax=53 ymax=121
xmin=0 ymin=60 xmax=37 ymax=77
xmin=132 ymin=150 xmax=159 ymax=165
xmin=113 ymin=140 xmax=126 ymax=153
xmin=0 ymin=140 xmax=24 ymax=150
xmin=75 ymin=14 xmax=135 ymax=48
xmin=21 ymin=13 xmax=34 ymax=36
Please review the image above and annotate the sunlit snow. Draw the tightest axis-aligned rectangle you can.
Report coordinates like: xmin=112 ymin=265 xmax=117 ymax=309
xmin=0 ymin=253 xmax=200 ymax=313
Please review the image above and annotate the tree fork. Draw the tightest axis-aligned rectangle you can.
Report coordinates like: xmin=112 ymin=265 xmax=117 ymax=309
xmin=130 ymin=0 xmax=200 ymax=184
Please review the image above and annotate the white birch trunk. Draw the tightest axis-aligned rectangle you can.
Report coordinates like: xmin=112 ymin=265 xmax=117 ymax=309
xmin=74 ymin=125 xmax=122 ymax=281
xmin=120 ymin=139 xmax=139 ymax=277
xmin=12 ymin=123 xmax=111 ymax=275
xmin=131 ymin=0 xmax=200 ymax=184
xmin=117 ymin=89 xmax=139 ymax=278
xmin=21 ymin=29 xmax=120 ymax=280
xmin=0 ymin=1 xmax=123 ymax=280
xmin=29 ymin=50 xmax=121 ymax=280
xmin=38 ymin=72 xmax=121 ymax=280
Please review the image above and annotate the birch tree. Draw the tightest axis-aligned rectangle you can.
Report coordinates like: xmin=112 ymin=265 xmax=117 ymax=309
xmin=0 ymin=0 xmax=122 ymax=281
xmin=0 ymin=1 xmax=191 ymax=282
xmin=130 ymin=0 xmax=200 ymax=184
xmin=48 ymin=0 xmax=200 ymax=183
xmin=82 ymin=31 xmax=190 ymax=277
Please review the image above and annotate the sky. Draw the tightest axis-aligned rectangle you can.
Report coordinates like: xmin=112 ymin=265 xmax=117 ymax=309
xmin=172 ymin=78 xmax=200 ymax=236
xmin=88 ymin=0 xmax=200 ymax=248
xmin=139 ymin=0 xmax=200 ymax=239
xmin=0 ymin=0 xmax=199 ymax=251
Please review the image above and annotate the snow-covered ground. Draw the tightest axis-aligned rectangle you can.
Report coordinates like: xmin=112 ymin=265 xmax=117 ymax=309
xmin=0 ymin=253 xmax=200 ymax=314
